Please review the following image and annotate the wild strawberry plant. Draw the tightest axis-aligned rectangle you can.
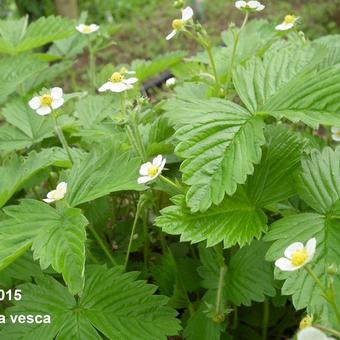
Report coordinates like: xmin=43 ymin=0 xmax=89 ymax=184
xmin=0 ymin=1 xmax=339 ymax=339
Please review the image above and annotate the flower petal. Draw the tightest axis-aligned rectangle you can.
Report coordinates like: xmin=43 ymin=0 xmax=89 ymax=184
xmin=153 ymin=155 xmax=163 ymax=167
xmin=29 ymin=96 xmax=41 ymax=110
xmin=297 ymin=327 xmax=330 ymax=340
xmin=235 ymin=1 xmax=247 ymax=9
xmin=331 ymin=127 xmax=340 ymax=134
xmin=98 ymin=81 xmax=112 ymax=92
xmin=51 ymin=87 xmax=63 ymax=99
xmin=43 ymin=198 xmax=55 ymax=203
xmin=56 ymin=182 xmax=67 ymax=194
xmin=275 ymin=23 xmax=294 ymax=31
xmin=181 ymin=6 xmax=194 ymax=21
xmin=275 ymin=258 xmax=297 ymax=271
xmin=138 ymin=176 xmax=151 ymax=184
xmin=51 ymin=98 xmax=64 ymax=109
xmin=248 ymin=1 xmax=260 ymax=8
xmin=108 ymin=82 xmax=129 ymax=92
xmin=124 ymin=77 xmax=138 ymax=85
xmin=36 ymin=106 xmax=52 ymax=116
xmin=306 ymin=237 xmax=316 ymax=262
xmin=256 ymin=4 xmax=265 ymax=11
xmin=75 ymin=24 xmax=85 ymax=32
xmin=284 ymin=242 xmax=304 ymax=259
xmin=140 ymin=162 xmax=152 ymax=175
xmin=166 ymin=30 xmax=177 ymax=40
xmin=47 ymin=190 xmax=56 ymax=199
xmin=89 ymin=24 xmax=99 ymax=32
xmin=159 ymin=158 xmax=166 ymax=172
xmin=332 ymin=134 xmax=340 ymax=142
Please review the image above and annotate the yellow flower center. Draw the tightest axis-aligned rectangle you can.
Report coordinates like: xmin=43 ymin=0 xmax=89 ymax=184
xmin=147 ymin=165 xmax=159 ymax=177
xmin=284 ymin=15 xmax=296 ymax=24
xmin=82 ymin=25 xmax=91 ymax=33
xmin=110 ymin=72 xmax=124 ymax=83
xmin=291 ymin=248 xmax=308 ymax=266
xmin=336 ymin=131 xmax=340 ymax=137
xmin=299 ymin=315 xmax=313 ymax=330
xmin=172 ymin=19 xmax=184 ymax=30
xmin=40 ymin=94 xmax=53 ymax=106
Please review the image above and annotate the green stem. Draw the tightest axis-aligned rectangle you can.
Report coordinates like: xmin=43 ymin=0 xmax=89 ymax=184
xmin=87 ymin=36 xmax=96 ymax=92
xmin=159 ymin=175 xmax=184 ymax=193
xmin=52 ymin=113 xmax=74 ymax=164
xmin=126 ymin=124 xmax=145 ymax=160
xmin=262 ymin=299 xmax=269 ymax=340
xmin=129 ymin=116 xmax=147 ymax=161
xmin=124 ymin=197 xmax=143 ymax=270
xmin=120 ymin=92 xmax=126 ymax=116
xmin=142 ymin=209 xmax=150 ymax=269
xmin=206 ymin=44 xmax=219 ymax=87
xmin=305 ymin=266 xmax=340 ymax=324
xmin=225 ymin=12 xmax=249 ymax=90
xmin=87 ymin=224 xmax=117 ymax=266
xmin=215 ymin=264 xmax=226 ymax=315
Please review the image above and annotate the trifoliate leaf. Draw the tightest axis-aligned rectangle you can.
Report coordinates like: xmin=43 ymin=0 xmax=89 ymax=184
xmin=0 ymin=265 xmax=181 ymax=340
xmin=66 ymin=147 xmax=144 ymax=207
xmin=174 ymin=100 xmax=265 ymax=212
xmin=0 ymin=199 xmax=87 ymax=294
xmin=156 ymin=194 xmax=267 ymax=248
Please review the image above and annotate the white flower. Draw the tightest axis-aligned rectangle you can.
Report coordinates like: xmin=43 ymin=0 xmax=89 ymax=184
xmin=298 ymin=327 xmax=335 ymax=340
xmin=43 ymin=182 xmax=67 ymax=203
xmin=275 ymin=238 xmax=316 ymax=271
xmin=331 ymin=127 xmax=340 ymax=142
xmin=275 ymin=15 xmax=298 ymax=31
xmin=75 ymin=23 xmax=99 ymax=34
xmin=28 ymin=87 xmax=64 ymax=116
xmin=166 ymin=6 xmax=193 ymax=40
xmin=235 ymin=1 xmax=265 ymax=11
xmin=165 ymin=77 xmax=176 ymax=87
xmin=138 ymin=155 xmax=166 ymax=184
xmin=98 ymin=69 xmax=138 ymax=93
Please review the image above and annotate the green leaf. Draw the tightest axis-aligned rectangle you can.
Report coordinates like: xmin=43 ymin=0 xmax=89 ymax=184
xmin=265 ymin=147 xmax=340 ymax=325
xmin=0 ymin=200 xmax=87 ymax=294
xmin=74 ymin=95 xmax=116 ymax=128
xmin=245 ymin=125 xmax=305 ymax=207
xmin=0 ymin=147 xmax=70 ymax=208
xmin=0 ymin=55 xmax=47 ymax=104
xmin=296 ymin=147 xmax=340 ymax=214
xmin=0 ymin=126 xmax=33 ymax=151
xmin=225 ymin=241 xmax=275 ymax=306
xmin=0 ymin=266 xmax=181 ymax=339
xmin=0 ymin=148 xmax=69 ymax=208
xmin=0 ymin=99 xmax=54 ymax=150
xmin=156 ymin=194 xmax=267 ymax=248
xmin=131 ymin=51 xmax=186 ymax=82
xmin=66 ymin=147 xmax=144 ymax=207
xmin=0 ymin=16 xmax=74 ymax=54
xmin=233 ymin=45 xmax=340 ymax=128
xmin=175 ymin=100 xmax=265 ymax=212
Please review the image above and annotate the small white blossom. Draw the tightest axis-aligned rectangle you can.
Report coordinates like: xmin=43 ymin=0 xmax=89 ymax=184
xmin=275 ymin=15 xmax=298 ymax=31
xmin=43 ymin=182 xmax=67 ymax=203
xmin=165 ymin=77 xmax=176 ymax=87
xmin=28 ymin=87 xmax=64 ymax=116
xmin=235 ymin=1 xmax=265 ymax=11
xmin=275 ymin=238 xmax=316 ymax=271
xmin=98 ymin=69 xmax=138 ymax=93
xmin=138 ymin=155 xmax=166 ymax=184
xmin=166 ymin=6 xmax=194 ymax=40
xmin=76 ymin=23 xmax=99 ymax=34
xmin=297 ymin=327 xmax=335 ymax=340
xmin=331 ymin=127 xmax=340 ymax=142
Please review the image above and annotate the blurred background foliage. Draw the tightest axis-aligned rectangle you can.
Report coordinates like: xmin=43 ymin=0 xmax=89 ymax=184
xmin=0 ymin=0 xmax=339 ymax=63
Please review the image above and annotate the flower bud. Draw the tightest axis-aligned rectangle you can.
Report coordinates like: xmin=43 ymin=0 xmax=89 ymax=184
xmin=173 ymin=0 xmax=185 ymax=9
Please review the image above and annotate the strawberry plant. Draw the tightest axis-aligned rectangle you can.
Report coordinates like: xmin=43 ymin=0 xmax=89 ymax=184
xmin=0 ymin=1 xmax=339 ymax=339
